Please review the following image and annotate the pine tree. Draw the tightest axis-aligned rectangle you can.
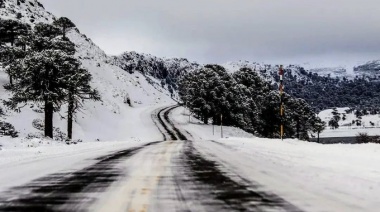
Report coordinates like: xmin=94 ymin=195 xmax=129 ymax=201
xmin=4 ymin=22 xmax=83 ymax=139
xmin=33 ymin=22 xmax=61 ymax=39
xmin=232 ymin=68 xmax=271 ymax=131
xmin=313 ymin=118 xmax=326 ymax=143
xmin=328 ymin=118 xmax=339 ymax=129
xmin=179 ymin=66 xmax=322 ymax=140
xmin=1 ymin=46 xmax=26 ymax=86
xmin=65 ymin=66 xmax=100 ymax=140
xmin=4 ymin=50 xmax=76 ymax=138
xmin=53 ymin=17 xmax=76 ymax=38
xmin=0 ymin=19 xmax=30 ymax=46
xmin=0 ymin=19 xmax=31 ymax=85
xmin=257 ymin=91 xmax=281 ymax=138
xmin=33 ymin=22 xmax=98 ymax=139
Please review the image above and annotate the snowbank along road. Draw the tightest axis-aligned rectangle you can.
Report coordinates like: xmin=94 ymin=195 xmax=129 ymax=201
xmin=0 ymin=105 xmax=300 ymax=211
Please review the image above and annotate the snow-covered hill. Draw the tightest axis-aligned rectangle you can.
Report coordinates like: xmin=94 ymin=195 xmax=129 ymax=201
xmin=354 ymin=60 xmax=380 ymax=78
xmin=222 ymin=60 xmax=315 ymax=84
xmin=309 ymin=67 xmax=352 ymax=78
xmin=0 ymin=0 xmax=175 ymax=144
xmin=319 ymin=107 xmax=380 ymax=137
xmin=319 ymin=108 xmax=380 ymax=127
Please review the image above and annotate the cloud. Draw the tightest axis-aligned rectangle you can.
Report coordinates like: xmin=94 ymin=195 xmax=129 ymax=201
xmin=39 ymin=0 xmax=380 ymax=66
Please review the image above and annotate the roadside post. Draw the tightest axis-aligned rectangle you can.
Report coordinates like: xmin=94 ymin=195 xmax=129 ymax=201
xmin=221 ymin=114 xmax=223 ymax=138
xmin=279 ymin=65 xmax=284 ymax=140
xmin=213 ymin=123 xmax=215 ymax=136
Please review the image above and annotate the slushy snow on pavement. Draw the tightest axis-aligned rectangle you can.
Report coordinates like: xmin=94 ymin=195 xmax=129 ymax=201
xmin=172 ymin=106 xmax=380 ymax=212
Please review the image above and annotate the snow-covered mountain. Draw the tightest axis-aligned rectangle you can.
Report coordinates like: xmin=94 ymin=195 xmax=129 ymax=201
xmin=222 ymin=60 xmax=313 ymax=83
xmin=0 ymin=0 xmax=175 ymax=142
xmin=354 ymin=60 xmax=380 ymax=78
xmin=309 ymin=67 xmax=351 ymax=78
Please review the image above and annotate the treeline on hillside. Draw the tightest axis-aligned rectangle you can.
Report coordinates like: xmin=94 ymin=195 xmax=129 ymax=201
xmin=328 ymin=108 xmax=380 ymax=129
xmin=114 ymin=52 xmax=200 ymax=96
xmin=179 ymin=65 xmax=325 ymax=140
xmin=0 ymin=17 xmax=100 ymax=140
xmin=276 ymin=67 xmax=380 ymax=112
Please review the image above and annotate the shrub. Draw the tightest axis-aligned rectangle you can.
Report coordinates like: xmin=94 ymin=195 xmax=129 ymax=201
xmin=0 ymin=122 xmax=19 ymax=138
xmin=66 ymin=139 xmax=82 ymax=145
xmin=372 ymin=136 xmax=380 ymax=144
xmin=26 ymin=132 xmax=43 ymax=139
xmin=357 ymin=133 xmax=371 ymax=143
xmin=32 ymin=119 xmax=44 ymax=131
xmin=53 ymin=128 xmax=67 ymax=141
xmin=356 ymin=133 xmax=380 ymax=144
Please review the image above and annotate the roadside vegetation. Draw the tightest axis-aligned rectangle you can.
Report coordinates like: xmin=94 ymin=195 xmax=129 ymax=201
xmin=179 ymin=65 xmax=325 ymax=140
xmin=0 ymin=17 xmax=100 ymax=141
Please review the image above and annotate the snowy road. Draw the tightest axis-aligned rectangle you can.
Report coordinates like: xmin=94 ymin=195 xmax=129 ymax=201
xmin=0 ymin=105 xmax=300 ymax=211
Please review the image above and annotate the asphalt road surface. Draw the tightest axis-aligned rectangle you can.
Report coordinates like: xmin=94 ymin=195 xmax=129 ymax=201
xmin=0 ymin=105 xmax=301 ymax=212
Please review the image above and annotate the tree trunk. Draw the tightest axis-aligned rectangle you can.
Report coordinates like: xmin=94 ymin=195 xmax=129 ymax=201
xmin=296 ymin=117 xmax=300 ymax=139
xmin=44 ymin=100 xmax=54 ymax=138
xmin=67 ymin=91 xmax=74 ymax=140
xmin=9 ymin=39 xmax=14 ymax=86
xmin=10 ymin=35 xmax=14 ymax=47
xmin=203 ymin=112 xmax=208 ymax=124
xmin=317 ymin=132 xmax=320 ymax=143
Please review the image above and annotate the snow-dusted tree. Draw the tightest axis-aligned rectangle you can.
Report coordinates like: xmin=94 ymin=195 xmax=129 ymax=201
xmin=232 ymin=68 xmax=271 ymax=131
xmin=179 ymin=64 xmax=234 ymax=124
xmin=1 ymin=46 xmax=26 ymax=86
xmin=4 ymin=22 xmax=79 ymax=138
xmin=179 ymin=66 xmax=322 ymax=140
xmin=65 ymin=65 xmax=100 ymax=140
xmin=30 ymin=23 xmax=75 ymax=55
xmin=0 ymin=19 xmax=31 ymax=85
xmin=53 ymin=17 xmax=76 ymax=38
xmin=328 ymin=118 xmax=339 ymax=129
xmin=257 ymin=90 xmax=281 ymax=138
xmin=331 ymin=108 xmax=341 ymax=122
xmin=33 ymin=22 xmax=98 ymax=139
xmin=328 ymin=108 xmax=340 ymax=129
xmin=33 ymin=22 xmax=61 ymax=39
xmin=0 ymin=19 xmax=30 ymax=46
xmin=312 ymin=118 xmax=326 ymax=143
xmin=4 ymin=50 xmax=76 ymax=138
xmin=286 ymin=97 xmax=320 ymax=140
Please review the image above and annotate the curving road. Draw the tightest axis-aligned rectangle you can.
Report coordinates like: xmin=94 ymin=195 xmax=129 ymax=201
xmin=0 ymin=105 xmax=301 ymax=211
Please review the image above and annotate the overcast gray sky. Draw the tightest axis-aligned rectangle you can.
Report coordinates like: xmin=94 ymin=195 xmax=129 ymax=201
xmin=39 ymin=0 xmax=380 ymax=68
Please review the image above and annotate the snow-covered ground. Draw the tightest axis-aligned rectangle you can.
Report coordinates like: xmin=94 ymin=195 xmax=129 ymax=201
xmin=170 ymin=106 xmax=254 ymax=141
xmin=171 ymin=106 xmax=380 ymax=212
xmin=319 ymin=107 xmax=380 ymax=137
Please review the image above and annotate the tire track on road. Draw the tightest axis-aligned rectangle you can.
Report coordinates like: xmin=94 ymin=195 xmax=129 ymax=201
xmin=162 ymin=106 xmax=302 ymax=211
xmin=182 ymin=141 xmax=302 ymax=211
xmin=0 ymin=142 xmax=161 ymax=211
